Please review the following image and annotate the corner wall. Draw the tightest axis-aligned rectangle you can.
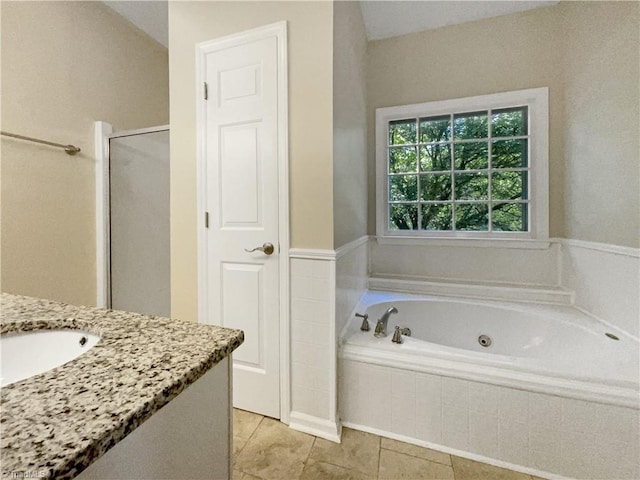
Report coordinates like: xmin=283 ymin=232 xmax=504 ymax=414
xmin=333 ymin=1 xmax=368 ymax=250
xmin=560 ymin=1 xmax=639 ymax=248
xmin=332 ymin=0 xmax=370 ymax=434
xmin=0 ymin=1 xmax=169 ymax=306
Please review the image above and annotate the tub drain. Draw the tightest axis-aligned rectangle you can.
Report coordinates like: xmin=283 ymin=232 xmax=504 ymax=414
xmin=478 ymin=335 xmax=492 ymax=347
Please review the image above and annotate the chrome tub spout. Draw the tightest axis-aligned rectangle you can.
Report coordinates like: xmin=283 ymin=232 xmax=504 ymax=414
xmin=374 ymin=306 xmax=398 ymax=338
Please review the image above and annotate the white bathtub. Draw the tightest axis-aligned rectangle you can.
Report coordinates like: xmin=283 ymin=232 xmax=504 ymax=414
xmin=342 ymin=291 xmax=639 ymax=405
xmin=339 ymin=291 xmax=640 ymax=479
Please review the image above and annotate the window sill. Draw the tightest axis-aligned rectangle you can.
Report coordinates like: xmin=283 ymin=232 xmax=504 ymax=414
xmin=375 ymin=235 xmax=552 ymax=250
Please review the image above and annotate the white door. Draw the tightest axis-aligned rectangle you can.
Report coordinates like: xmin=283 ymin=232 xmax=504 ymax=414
xmin=200 ymin=25 xmax=286 ymax=418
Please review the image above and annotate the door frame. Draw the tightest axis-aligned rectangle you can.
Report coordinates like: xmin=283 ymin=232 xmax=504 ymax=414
xmin=195 ymin=21 xmax=290 ymax=423
xmin=94 ymin=122 xmax=170 ymax=309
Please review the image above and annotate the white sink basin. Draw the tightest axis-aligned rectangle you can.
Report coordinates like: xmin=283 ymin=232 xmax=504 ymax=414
xmin=1 ymin=329 xmax=101 ymax=387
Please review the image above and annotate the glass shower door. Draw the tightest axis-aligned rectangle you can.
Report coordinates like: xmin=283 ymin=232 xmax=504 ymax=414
xmin=109 ymin=128 xmax=170 ymax=317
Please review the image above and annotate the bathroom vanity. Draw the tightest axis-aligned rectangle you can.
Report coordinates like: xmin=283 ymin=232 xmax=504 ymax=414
xmin=0 ymin=293 xmax=243 ymax=480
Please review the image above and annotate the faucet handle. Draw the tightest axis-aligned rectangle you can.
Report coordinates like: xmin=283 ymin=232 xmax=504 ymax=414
xmin=392 ymin=325 xmax=411 ymax=344
xmin=374 ymin=320 xmax=386 ymax=337
xmin=355 ymin=312 xmax=369 ymax=331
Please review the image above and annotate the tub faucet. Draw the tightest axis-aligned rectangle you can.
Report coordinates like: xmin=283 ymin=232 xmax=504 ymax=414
xmin=374 ymin=307 xmax=398 ymax=338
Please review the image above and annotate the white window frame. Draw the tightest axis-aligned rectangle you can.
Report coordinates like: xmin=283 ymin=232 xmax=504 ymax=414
xmin=376 ymin=87 xmax=549 ymax=246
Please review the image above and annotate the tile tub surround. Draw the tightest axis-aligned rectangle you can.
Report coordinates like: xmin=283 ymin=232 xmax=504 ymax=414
xmin=288 ymin=236 xmax=369 ymax=441
xmin=340 ymin=359 xmax=640 ymax=480
xmin=0 ymin=293 xmax=244 ymax=480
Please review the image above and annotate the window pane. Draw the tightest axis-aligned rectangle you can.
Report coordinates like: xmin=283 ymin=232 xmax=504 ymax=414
xmin=492 ymin=107 xmax=527 ymax=137
xmin=421 ymin=204 xmax=453 ymax=230
xmin=389 ymin=119 xmax=417 ymax=145
xmin=420 ymin=174 xmax=452 ymax=201
xmin=389 ymin=146 xmax=417 ymax=173
xmin=389 ymin=175 xmax=418 ymax=201
xmin=492 ymin=171 xmax=527 ymax=201
xmin=492 ymin=139 xmax=528 ymax=168
xmin=492 ymin=203 xmax=527 ymax=231
xmin=455 ymin=203 xmax=488 ymax=231
xmin=455 ymin=173 xmax=488 ymax=200
xmin=454 ymin=142 xmax=488 ymax=170
xmin=419 ymin=115 xmax=451 ymax=143
xmin=389 ymin=204 xmax=418 ymax=230
xmin=454 ymin=111 xmax=488 ymax=140
xmin=420 ymin=144 xmax=451 ymax=171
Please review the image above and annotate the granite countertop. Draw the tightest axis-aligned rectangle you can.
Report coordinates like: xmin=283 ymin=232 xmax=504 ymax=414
xmin=0 ymin=293 xmax=244 ymax=480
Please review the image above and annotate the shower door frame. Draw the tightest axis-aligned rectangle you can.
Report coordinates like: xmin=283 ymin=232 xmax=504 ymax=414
xmin=94 ymin=122 xmax=170 ymax=309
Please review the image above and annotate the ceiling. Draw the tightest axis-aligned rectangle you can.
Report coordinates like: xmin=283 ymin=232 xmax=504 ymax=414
xmin=103 ymin=1 xmax=168 ymax=48
xmin=360 ymin=1 xmax=559 ymax=40
xmin=102 ymin=1 xmax=559 ymax=47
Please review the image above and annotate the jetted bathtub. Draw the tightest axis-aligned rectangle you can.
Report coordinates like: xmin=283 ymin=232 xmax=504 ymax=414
xmin=341 ymin=291 xmax=639 ymax=405
xmin=339 ymin=290 xmax=640 ymax=478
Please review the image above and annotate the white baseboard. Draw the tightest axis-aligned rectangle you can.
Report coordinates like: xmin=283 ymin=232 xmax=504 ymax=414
xmin=288 ymin=411 xmax=341 ymax=443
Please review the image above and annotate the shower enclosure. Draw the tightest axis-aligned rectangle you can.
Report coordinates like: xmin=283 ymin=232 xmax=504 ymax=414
xmin=98 ymin=125 xmax=170 ymax=318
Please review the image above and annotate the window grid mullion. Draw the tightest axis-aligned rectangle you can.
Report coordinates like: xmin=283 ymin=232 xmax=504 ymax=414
xmin=450 ymin=113 xmax=456 ymax=231
xmin=389 ymin=134 xmax=529 ymax=149
xmin=416 ymin=200 xmax=529 ymax=205
xmin=391 ymin=167 xmax=530 ymax=177
xmin=387 ymin=103 xmax=532 ymax=234
xmin=415 ymin=118 xmax=422 ymax=231
xmin=386 ymin=124 xmax=392 ymax=230
xmin=488 ymin=108 xmax=493 ymax=233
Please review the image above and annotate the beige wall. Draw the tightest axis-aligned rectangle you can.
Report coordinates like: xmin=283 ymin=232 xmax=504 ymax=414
xmin=333 ymin=1 xmax=368 ymax=249
xmin=367 ymin=5 xmax=565 ymax=238
xmin=169 ymin=2 xmax=334 ymax=322
xmin=367 ymin=2 xmax=639 ymax=248
xmin=560 ymin=1 xmax=639 ymax=248
xmin=0 ymin=1 xmax=169 ymax=306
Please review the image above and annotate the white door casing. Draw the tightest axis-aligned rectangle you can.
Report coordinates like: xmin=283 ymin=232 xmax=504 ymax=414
xmin=196 ymin=22 xmax=289 ymax=420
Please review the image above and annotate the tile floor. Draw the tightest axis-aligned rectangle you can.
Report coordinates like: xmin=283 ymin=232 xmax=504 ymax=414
xmin=233 ymin=409 xmax=547 ymax=480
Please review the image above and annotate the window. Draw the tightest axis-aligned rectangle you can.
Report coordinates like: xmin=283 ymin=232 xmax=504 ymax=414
xmin=376 ymin=88 xmax=548 ymax=242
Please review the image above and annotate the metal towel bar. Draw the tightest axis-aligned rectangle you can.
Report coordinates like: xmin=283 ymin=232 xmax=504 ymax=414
xmin=1 ymin=130 xmax=81 ymax=155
